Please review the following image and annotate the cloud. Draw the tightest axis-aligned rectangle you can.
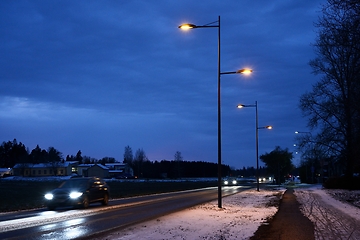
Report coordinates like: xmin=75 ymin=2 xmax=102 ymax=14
xmin=0 ymin=0 xmax=324 ymax=168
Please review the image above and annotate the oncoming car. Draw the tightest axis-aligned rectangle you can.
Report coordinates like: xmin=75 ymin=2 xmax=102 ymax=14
xmin=44 ymin=177 xmax=109 ymax=210
xmin=223 ymin=178 xmax=238 ymax=185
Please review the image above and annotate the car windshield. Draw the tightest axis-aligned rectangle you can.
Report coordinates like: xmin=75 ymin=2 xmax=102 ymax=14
xmin=59 ymin=179 xmax=89 ymax=189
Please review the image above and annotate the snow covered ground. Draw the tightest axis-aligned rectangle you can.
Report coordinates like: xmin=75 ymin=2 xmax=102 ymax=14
xmin=3 ymin=176 xmax=360 ymax=239
xmin=94 ymin=185 xmax=360 ymax=240
xmin=94 ymin=187 xmax=285 ymax=240
xmin=295 ymin=186 xmax=360 ymax=239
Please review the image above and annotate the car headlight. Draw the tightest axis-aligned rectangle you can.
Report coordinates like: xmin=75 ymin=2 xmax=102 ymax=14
xmin=224 ymin=180 xmax=229 ymax=185
xmin=232 ymin=180 xmax=237 ymax=184
xmin=69 ymin=191 xmax=83 ymax=199
xmin=45 ymin=193 xmax=53 ymax=200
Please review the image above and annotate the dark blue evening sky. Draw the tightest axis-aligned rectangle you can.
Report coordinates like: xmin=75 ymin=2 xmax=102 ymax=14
xmin=0 ymin=0 xmax=324 ymax=169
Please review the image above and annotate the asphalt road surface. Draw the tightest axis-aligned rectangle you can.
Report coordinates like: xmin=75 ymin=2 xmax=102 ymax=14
xmin=0 ymin=185 xmax=251 ymax=239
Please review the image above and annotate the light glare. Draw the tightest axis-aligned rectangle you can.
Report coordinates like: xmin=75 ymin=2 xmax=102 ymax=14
xmin=179 ymin=24 xmax=194 ymax=30
xmin=69 ymin=192 xmax=83 ymax=199
xmin=45 ymin=193 xmax=53 ymax=200
xmin=238 ymin=69 xmax=253 ymax=75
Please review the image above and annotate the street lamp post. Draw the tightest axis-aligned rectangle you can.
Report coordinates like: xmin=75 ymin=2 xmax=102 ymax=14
xmin=237 ymin=101 xmax=272 ymax=191
xmin=179 ymin=16 xmax=252 ymax=208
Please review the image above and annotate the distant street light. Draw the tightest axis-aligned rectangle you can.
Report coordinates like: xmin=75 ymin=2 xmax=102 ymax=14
xmin=295 ymin=131 xmax=314 ymax=183
xmin=237 ymin=101 xmax=272 ymax=191
xmin=179 ymin=16 xmax=252 ymax=208
xmin=295 ymin=131 xmax=311 ymax=134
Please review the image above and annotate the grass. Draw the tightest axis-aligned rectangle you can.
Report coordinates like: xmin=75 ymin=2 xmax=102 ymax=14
xmin=0 ymin=180 xmax=60 ymax=212
xmin=0 ymin=178 xmax=217 ymax=212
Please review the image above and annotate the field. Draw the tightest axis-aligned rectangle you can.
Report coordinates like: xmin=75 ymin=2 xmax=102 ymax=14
xmin=0 ymin=178 xmax=217 ymax=212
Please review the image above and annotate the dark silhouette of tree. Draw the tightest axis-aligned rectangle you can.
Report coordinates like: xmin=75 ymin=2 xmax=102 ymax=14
xmin=83 ymin=156 xmax=91 ymax=164
xmin=0 ymin=139 xmax=28 ymax=168
xmin=260 ymin=146 xmax=294 ymax=184
xmin=123 ymin=145 xmax=133 ymax=164
xmin=299 ymin=0 xmax=360 ymax=177
xmin=29 ymin=145 xmax=48 ymax=164
xmin=100 ymin=157 xmax=116 ymax=165
xmin=133 ymin=148 xmax=148 ymax=177
xmin=75 ymin=150 xmax=83 ymax=164
xmin=47 ymin=147 xmax=62 ymax=162
xmin=173 ymin=151 xmax=183 ymax=178
xmin=233 ymin=166 xmax=257 ymax=178
xmin=65 ymin=155 xmax=73 ymax=161
xmin=47 ymin=147 xmax=63 ymax=175
xmin=174 ymin=151 xmax=183 ymax=161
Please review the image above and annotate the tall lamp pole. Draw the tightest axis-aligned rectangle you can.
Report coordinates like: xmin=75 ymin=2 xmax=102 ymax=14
xmin=179 ymin=16 xmax=252 ymax=208
xmin=237 ymin=101 xmax=272 ymax=191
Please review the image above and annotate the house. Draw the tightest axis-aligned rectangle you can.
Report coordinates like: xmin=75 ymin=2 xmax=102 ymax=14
xmin=105 ymin=163 xmax=134 ymax=178
xmin=11 ymin=161 xmax=133 ymax=178
xmin=86 ymin=164 xmax=110 ymax=178
xmin=79 ymin=163 xmax=134 ymax=178
xmin=0 ymin=168 xmax=11 ymax=177
xmin=12 ymin=161 xmax=78 ymax=177
xmin=77 ymin=164 xmax=94 ymax=177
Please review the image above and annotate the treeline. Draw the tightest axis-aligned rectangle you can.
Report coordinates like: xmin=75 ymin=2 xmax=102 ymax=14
xmin=0 ymin=139 xmax=296 ymax=180
xmin=131 ymin=160 xmax=231 ymax=179
xmin=0 ymin=139 xmax=234 ymax=178
xmin=232 ymin=166 xmax=267 ymax=178
xmin=0 ymin=139 xmax=117 ymax=168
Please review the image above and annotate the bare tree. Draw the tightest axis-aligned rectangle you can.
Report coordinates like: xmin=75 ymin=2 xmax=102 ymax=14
xmin=134 ymin=148 xmax=148 ymax=177
xmin=123 ymin=145 xmax=133 ymax=164
xmin=174 ymin=151 xmax=183 ymax=178
xmin=174 ymin=151 xmax=183 ymax=161
xmin=299 ymin=0 xmax=360 ymax=177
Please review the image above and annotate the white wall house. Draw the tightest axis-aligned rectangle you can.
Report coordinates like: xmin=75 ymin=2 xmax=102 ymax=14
xmin=12 ymin=161 xmax=133 ymax=178
xmin=12 ymin=161 xmax=78 ymax=177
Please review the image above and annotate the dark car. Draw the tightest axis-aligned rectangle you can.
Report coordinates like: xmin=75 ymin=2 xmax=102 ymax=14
xmin=44 ymin=177 xmax=109 ymax=210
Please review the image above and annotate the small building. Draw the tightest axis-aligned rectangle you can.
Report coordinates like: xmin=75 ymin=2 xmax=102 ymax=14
xmin=86 ymin=164 xmax=110 ymax=178
xmin=105 ymin=163 xmax=134 ymax=178
xmin=11 ymin=161 xmax=133 ymax=179
xmin=77 ymin=164 xmax=94 ymax=177
xmin=12 ymin=161 xmax=78 ymax=177
xmin=77 ymin=163 xmax=133 ymax=178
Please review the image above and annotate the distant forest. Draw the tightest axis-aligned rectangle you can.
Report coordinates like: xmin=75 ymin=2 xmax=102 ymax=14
xmin=0 ymin=139 xmax=263 ymax=178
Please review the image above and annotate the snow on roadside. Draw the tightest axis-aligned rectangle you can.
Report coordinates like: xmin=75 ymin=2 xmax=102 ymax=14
xmin=295 ymin=185 xmax=360 ymax=240
xmin=95 ymin=188 xmax=285 ymax=240
xmin=295 ymin=185 xmax=360 ymax=221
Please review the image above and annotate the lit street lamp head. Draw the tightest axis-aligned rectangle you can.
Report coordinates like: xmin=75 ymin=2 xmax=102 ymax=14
xmin=178 ymin=19 xmax=219 ymax=30
xmin=257 ymin=125 xmax=273 ymax=130
xmin=295 ymin=131 xmax=311 ymax=134
xmin=237 ymin=69 xmax=253 ymax=75
xmin=178 ymin=23 xmax=197 ymax=30
xmin=237 ymin=103 xmax=256 ymax=108
xmin=220 ymin=68 xmax=253 ymax=75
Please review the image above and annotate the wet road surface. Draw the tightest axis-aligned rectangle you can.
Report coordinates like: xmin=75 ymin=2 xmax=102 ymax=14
xmin=0 ymin=185 xmax=250 ymax=239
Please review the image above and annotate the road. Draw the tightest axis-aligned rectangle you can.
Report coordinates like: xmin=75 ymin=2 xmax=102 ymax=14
xmin=0 ymin=185 xmax=251 ymax=239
